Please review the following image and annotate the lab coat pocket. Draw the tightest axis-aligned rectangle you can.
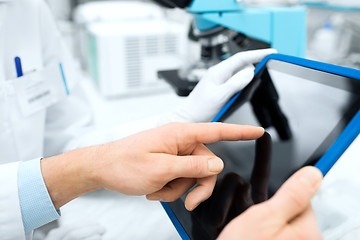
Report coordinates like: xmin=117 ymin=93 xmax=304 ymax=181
xmin=13 ymin=63 xmax=68 ymax=117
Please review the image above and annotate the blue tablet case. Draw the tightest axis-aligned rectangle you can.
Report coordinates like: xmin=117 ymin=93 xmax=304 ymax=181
xmin=162 ymin=54 xmax=360 ymax=240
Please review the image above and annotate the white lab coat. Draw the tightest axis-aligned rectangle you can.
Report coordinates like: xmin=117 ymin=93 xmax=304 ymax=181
xmin=0 ymin=1 xmax=161 ymax=239
xmin=0 ymin=0 xmax=93 ymax=239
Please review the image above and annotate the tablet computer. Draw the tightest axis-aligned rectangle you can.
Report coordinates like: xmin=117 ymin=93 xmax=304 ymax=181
xmin=161 ymin=54 xmax=360 ymax=240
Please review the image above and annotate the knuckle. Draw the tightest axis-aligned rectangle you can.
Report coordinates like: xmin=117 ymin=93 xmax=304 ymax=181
xmin=189 ymin=158 xmax=204 ymax=176
xmin=250 ymin=202 xmax=275 ymax=219
xmin=211 ymin=122 xmax=225 ymax=141
xmin=259 ymin=202 xmax=277 ymax=218
xmin=206 ymin=66 xmax=221 ymax=78
xmin=164 ymin=122 xmax=187 ymax=141
xmin=153 ymin=162 xmax=172 ymax=181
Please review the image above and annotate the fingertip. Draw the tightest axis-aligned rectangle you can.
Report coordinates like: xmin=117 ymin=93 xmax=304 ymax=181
xmin=266 ymin=48 xmax=278 ymax=54
xmin=298 ymin=166 xmax=323 ymax=190
xmin=305 ymin=166 xmax=323 ymax=178
xmin=184 ymin=196 xmax=201 ymax=212
xmin=256 ymin=48 xmax=278 ymax=55
xmin=185 ymin=200 xmax=195 ymax=211
xmin=244 ymin=48 xmax=278 ymax=58
xmin=184 ymin=177 xmax=216 ymax=211
xmin=246 ymin=64 xmax=256 ymax=71
xmin=252 ymin=126 xmax=265 ymax=138
xmin=184 ymin=194 xmax=194 ymax=211
xmin=259 ymin=127 xmax=265 ymax=135
xmin=208 ymin=157 xmax=224 ymax=173
xmin=244 ymin=65 xmax=256 ymax=75
xmin=146 ymin=194 xmax=161 ymax=201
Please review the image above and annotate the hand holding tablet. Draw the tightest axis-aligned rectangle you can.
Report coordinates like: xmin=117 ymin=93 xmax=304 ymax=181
xmin=218 ymin=166 xmax=323 ymax=240
xmin=163 ymin=54 xmax=360 ymax=239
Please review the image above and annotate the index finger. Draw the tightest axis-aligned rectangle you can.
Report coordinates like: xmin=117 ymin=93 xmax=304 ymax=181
xmin=173 ymin=122 xmax=265 ymax=144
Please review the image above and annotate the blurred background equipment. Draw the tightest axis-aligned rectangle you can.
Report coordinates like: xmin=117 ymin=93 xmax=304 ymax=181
xmin=155 ymin=0 xmax=307 ymax=96
xmin=44 ymin=0 xmax=360 ymax=97
xmin=305 ymin=2 xmax=360 ymax=69
xmin=74 ymin=1 xmax=187 ymax=97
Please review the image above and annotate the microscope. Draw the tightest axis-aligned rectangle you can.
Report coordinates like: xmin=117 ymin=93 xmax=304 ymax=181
xmin=153 ymin=0 xmax=306 ymax=96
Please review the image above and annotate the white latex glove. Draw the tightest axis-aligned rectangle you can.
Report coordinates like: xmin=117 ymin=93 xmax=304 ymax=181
xmin=45 ymin=221 xmax=106 ymax=240
xmin=159 ymin=49 xmax=277 ymax=124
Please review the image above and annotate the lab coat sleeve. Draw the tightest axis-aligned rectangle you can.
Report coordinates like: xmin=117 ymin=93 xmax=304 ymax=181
xmin=18 ymin=158 xmax=60 ymax=233
xmin=37 ymin=0 xmax=94 ymax=157
xmin=0 ymin=162 xmax=26 ymax=240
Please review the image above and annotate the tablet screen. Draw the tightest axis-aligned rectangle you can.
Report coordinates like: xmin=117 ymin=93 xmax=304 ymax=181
xmin=167 ymin=59 xmax=360 ymax=239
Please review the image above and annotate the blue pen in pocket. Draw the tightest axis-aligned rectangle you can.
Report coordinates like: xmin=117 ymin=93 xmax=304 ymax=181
xmin=15 ymin=56 xmax=23 ymax=77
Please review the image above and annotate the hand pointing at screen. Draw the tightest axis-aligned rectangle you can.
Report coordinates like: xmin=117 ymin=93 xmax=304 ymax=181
xmin=42 ymin=122 xmax=264 ymax=211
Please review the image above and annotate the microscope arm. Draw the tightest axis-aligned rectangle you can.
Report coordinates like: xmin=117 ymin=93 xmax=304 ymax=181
xmin=195 ymin=7 xmax=306 ymax=57
xmin=153 ymin=0 xmax=306 ymax=57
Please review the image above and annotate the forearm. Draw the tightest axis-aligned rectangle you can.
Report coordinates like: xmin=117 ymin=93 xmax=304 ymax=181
xmin=41 ymin=146 xmax=101 ymax=209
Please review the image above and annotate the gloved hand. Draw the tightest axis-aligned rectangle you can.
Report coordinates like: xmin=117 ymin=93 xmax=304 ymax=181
xmin=45 ymin=221 xmax=106 ymax=240
xmin=159 ymin=49 xmax=277 ymax=125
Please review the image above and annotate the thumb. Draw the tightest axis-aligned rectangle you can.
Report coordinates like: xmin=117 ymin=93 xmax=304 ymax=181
xmin=233 ymin=48 xmax=278 ymax=67
xmin=267 ymin=166 xmax=323 ymax=221
xmin=216 ymin=48 xmax=277 ymax=75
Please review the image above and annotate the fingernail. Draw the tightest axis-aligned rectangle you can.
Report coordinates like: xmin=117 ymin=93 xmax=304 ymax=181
xmin=208 ymin=158 xmax=224 ymax=173
xmin=299 ymin=167 xmax=323 ymax=188
xmin=185 ymin=202 xmax=193 ymax=211
xmin=185 ymin=201 xmax=201 ymax=212
xmin=259 ymin=127 xmax=265 ymax=133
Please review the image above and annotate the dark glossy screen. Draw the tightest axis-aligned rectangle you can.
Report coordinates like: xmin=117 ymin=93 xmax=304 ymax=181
xmin=168 ymin=60 xmax=360 ymax=240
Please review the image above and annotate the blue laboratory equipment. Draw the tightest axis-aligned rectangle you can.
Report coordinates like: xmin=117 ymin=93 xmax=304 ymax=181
xmin=189 ymin=0 xmax=306 ymax=57
xmin=155 ymin=0 xmax=307 ymax=96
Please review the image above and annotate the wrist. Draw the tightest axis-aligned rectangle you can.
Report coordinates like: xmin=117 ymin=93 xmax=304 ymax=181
xmin=41 ymin=146 xmax=102 ymax=209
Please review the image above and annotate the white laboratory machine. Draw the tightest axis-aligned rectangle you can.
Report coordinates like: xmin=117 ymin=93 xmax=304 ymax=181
xmin=75 ymin=1 xmax=188 ymax=97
